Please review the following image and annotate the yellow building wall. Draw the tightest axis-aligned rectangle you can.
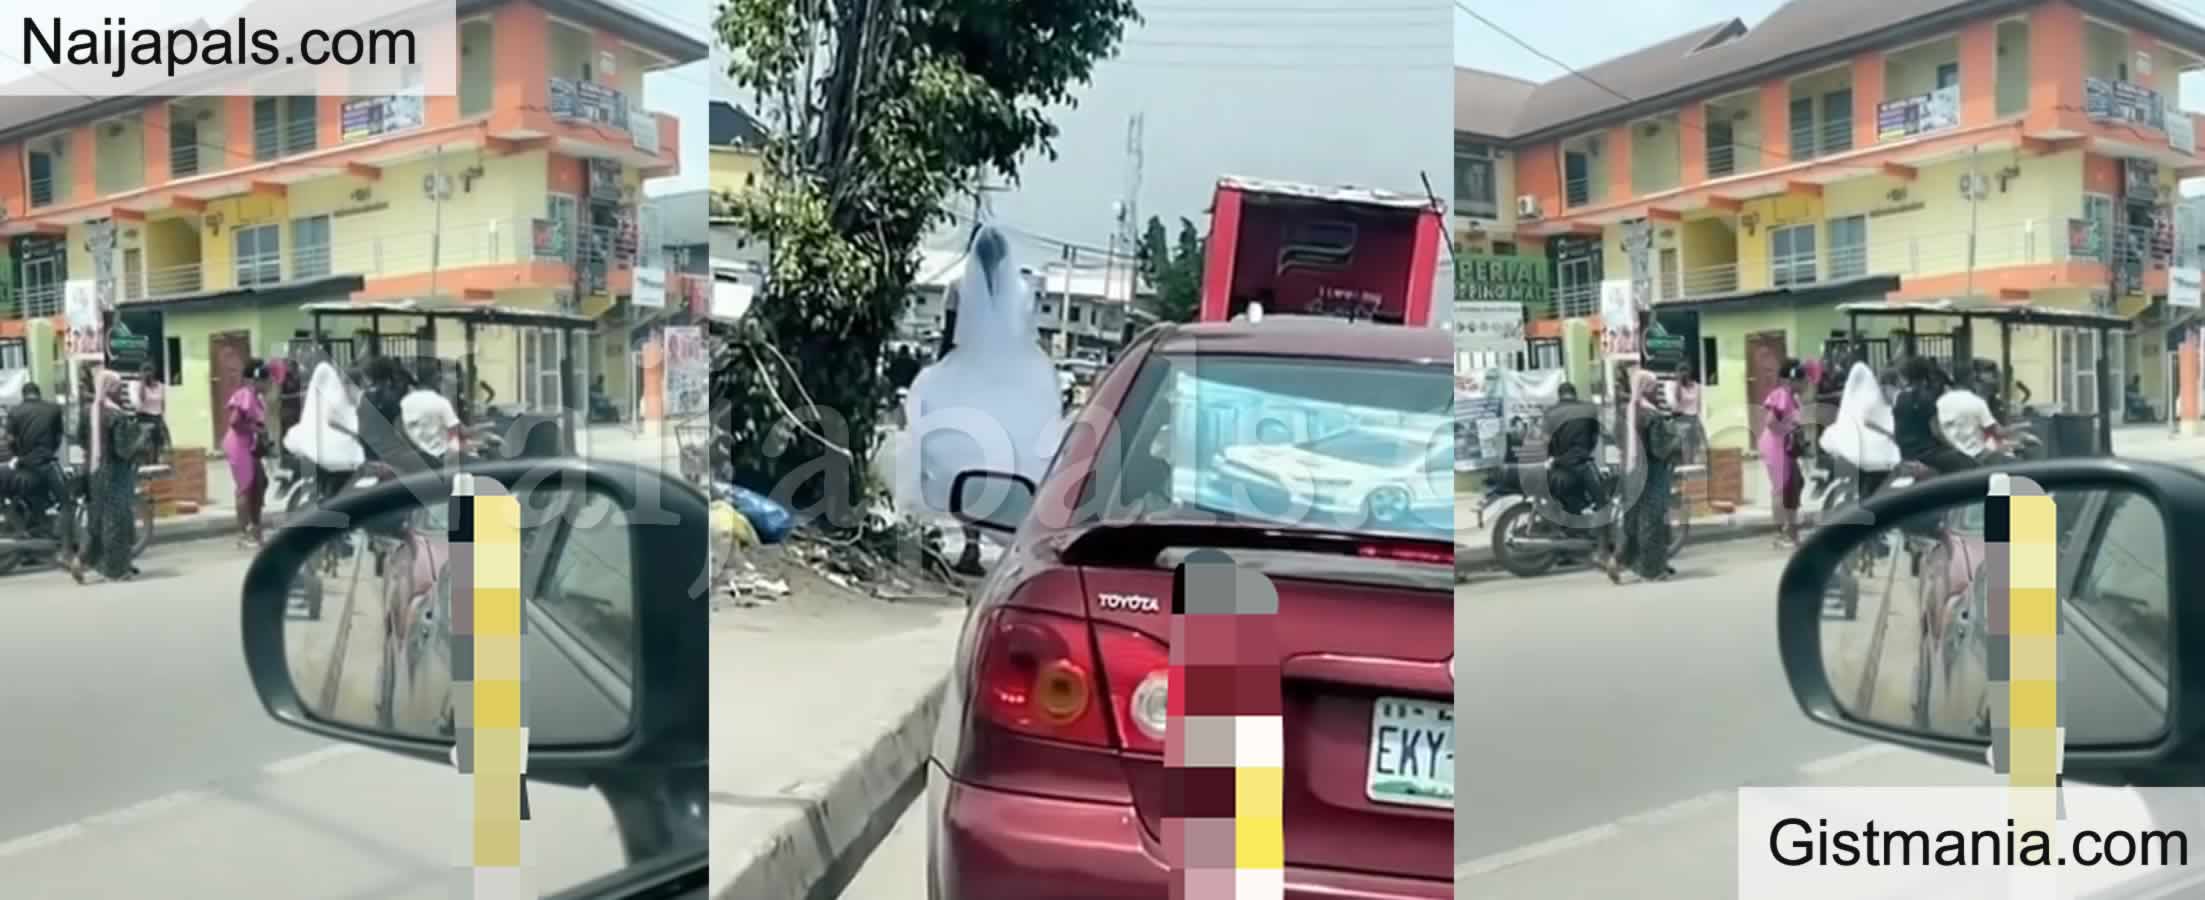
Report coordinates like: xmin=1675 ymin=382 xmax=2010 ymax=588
xmin=1735 ymin=194 xmax=1824 ymax=292
xmin=288 ymin=149 xmax=549 ymax=277
xmin=710 ymin=147 xmax=761 ymax=199
xmin=1822 ymin=150 xmax=2078 ymax=278
xmin=1630 ymin=118 xmax=1682 ymax=195
xmin=1679 ymin=216 xmax=1738 ymax=273
xmin=162 ymin=304 xmax=310 ymax=452
xmin=195 ymin=193 xmax=292 ymax=292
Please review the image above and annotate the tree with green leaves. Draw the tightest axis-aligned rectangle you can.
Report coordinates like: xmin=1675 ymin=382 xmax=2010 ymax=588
xmin=1134 ymin=215 xmax=1203 ymax=324
xmin=710 ymin=0 xmax=1139 ymax=524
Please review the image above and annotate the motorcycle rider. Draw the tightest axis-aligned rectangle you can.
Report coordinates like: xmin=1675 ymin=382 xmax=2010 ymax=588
xmin=1939 ymin=364 xmax=2018 ymax=463
xmin=5 ymin=382 xmax=65 ymax=535
xmin=1894 ymin=356 xmax=1977 ymax=477
xmin=1543 ymin=382 xmax=1602 ymax=519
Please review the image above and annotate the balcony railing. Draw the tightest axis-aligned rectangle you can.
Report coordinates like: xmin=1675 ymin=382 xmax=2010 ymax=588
xmin=549 ymin=77 xmax=642 ymax=137
xmin=1770 ymin=252 xmax=1819 ymax=287
xmin=2172 ymin=111 xmax=2196 ymax=156
xmin=144 ymin=263 xmax=204 ymax=297
xmin=1666 ymin=220 xmax=2069 ymax=300
xmin=1564 ymin=177 xmax=1592 ymax=208
xmin=170 ymin=143 xmax=200 ymax=178
xmin=2084 ymin=76 xmax=2165 ymax=132
xmin=1790 ymin=117 xmax=1853 ymax=161
xmin=28 ymin=176 xmax=55 ymax=208
xmin=1827 ymin=243 xmax=1869 ymax=280
xmin=1556 ymin=281 xmax=1598 ymax=318
xmin=20 ymin=284 xmax=61 ymax=318
xmin=1706 ymin=143 xmax=1739 ymax=178
xmin=1876 ymin=84 xmax=1961 ymax=142
xmin=1678 ymin=262 xmax=1738 ymax=297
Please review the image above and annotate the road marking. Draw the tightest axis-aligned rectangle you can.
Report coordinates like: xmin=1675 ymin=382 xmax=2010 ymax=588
xmin=82 ymin=789 xmax=214 ymax=827
xmin=1457 ymin=744 xmax=1915 ymax=879
xmin=263 ymin=744 xmax=364 ymax=776
xmin=1797 ymin=743 xmax=1901 ymax=776
xmin=0 ymin=745 xmax=370 ymax=860
xmin=0 ymin=824 xmax=87 ymax=859
xmin=1456 ymin=823 xmax=1621 ymax=879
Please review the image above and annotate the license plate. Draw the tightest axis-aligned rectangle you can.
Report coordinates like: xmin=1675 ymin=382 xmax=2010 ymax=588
xmin=1366 ymin=696 xmax=1453 ymax=810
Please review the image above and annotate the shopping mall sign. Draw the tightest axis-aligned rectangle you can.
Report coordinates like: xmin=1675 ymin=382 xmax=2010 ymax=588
xmin=1456 ymin=253 xmax=1549 ymax=305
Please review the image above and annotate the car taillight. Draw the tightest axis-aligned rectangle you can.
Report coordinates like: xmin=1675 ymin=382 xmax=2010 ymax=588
xmin=1357 ymin=542 xmax=1452 ymax=565
xmin=973 ymin=607 xmax=1170 ymax=754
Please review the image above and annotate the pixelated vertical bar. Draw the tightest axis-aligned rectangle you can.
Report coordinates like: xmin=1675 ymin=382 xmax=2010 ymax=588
xmin=1167 ymin=550 xmax=1283 ymax=900
xmin=453 ymin=475 xmax=532 ymax=899
xmin=1988 ymin=474 xmax=2061 ymax=900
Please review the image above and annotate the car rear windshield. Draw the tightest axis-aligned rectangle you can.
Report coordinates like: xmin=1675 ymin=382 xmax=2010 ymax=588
xmin=1091 ymin=352 xmax=1452 ymax=540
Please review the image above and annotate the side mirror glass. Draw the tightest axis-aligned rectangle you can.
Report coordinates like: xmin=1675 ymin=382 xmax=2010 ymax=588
xmin=950 ymin=469 xmax=1036 ymax=533
xmin=278 ymin=481 xmax=637 ymax=746
xmin=1812 ymin=485 xmax=2171 ymax=746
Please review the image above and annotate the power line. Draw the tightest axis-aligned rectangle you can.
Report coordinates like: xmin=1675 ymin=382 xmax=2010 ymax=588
xmin=1454 ymin=1 xmax=1789 ymax=163
xmin=1126 ymin=38 xmax=1448 ymax=51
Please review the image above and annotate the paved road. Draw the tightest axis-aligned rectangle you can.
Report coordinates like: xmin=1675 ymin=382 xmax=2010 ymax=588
xmin=0 ymin=537 xmax=628 ymax=898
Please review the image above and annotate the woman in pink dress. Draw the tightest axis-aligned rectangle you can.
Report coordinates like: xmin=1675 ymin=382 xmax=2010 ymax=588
xmin=1759 ymin=359 xmax=1809 ymax=547
xmin=224 ymin=361 xmax=272 ymax=546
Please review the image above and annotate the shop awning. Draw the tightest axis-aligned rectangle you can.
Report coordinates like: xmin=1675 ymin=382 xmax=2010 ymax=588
xmin=297 ymin=299 xmax=597 ymax=330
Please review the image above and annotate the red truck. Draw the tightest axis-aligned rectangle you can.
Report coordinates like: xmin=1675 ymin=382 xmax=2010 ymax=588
xmin=1198 ymin=175 xmax=1447 ymax=326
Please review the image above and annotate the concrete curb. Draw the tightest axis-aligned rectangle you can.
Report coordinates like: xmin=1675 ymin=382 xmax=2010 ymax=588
xmin=1456 ymin=518 xmax=1784 ymax=579
xmin=711 ymin=676 xmax=947 ymax=900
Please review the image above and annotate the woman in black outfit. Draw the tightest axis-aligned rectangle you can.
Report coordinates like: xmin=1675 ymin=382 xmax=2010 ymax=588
xmin=1893 ymin=356 xmax=1975 ymax=476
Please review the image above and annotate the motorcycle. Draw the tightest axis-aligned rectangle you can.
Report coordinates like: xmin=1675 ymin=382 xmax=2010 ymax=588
xmin=0 ymin=458 xmax=84 ymax=576
xmin=1488 ymin=460 xmax=1690 ymax=578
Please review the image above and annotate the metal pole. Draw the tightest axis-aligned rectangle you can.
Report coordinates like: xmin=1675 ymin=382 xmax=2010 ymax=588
xmin=429 ymin=143 xmax=446 ymax=301
xmin=1965 ymin=144 xmax=1982 ymax=300
xmin=2098 ymin=324 xmax=2114 ymax=454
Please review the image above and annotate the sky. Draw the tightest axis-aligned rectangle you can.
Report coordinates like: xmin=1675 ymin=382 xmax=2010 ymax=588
xmin=0 ymin=0 xmax=710 ymax=197
xmin=1452 ymin=0 xmax=1786 ymax=79
xmin=705 ymin=1 xmax=1453 ymax=264
xmin=965 ymin=0 xmax=1454 ymax=263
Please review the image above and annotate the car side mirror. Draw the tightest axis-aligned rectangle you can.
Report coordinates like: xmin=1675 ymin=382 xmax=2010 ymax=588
xmin=239 ymin=458 xmax=708 ymax=778
xmin=949 ymin=469 xmax=1036 ymax=534
xmin=1777 ymin=460 xmax=2205 ymax=779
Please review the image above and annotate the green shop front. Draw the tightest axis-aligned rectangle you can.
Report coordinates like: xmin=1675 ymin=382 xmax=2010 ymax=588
xmin=1455 ymin=252 xmax=1563 ymax=372
xmin=118 ymin=274 xmax=365 ymax=454
xmin=1652 ymin=274 xmax=1900 ymax=455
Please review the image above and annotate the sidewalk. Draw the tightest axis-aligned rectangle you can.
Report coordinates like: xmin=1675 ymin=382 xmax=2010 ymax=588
xmin=706 ymin=545 xmax=965 ymax=900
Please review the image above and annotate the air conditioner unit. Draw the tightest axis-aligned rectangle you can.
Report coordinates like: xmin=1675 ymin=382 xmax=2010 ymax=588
xmin=1517 ymin=195 xmax=1543 ymax=219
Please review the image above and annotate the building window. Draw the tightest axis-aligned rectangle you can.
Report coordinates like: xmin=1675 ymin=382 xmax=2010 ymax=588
xmin=1770 ymin=223 xmax=1818 ymax=286
xmin=253 ymin=96 xmax=318 ymax=161
xmin=2082 ymin=193 xmax=2115 ymax=261
xmin=548 ymin=194 xmax=579 ymax=261
xmin=1564 ymin=149 xmax=1592 ymax=207
xmin=1555 ymin=246 xmax=1600 ymax=318
xmin=1700 ymin=336 xmax=1719 ymax=385
xmin=1455 ymin=138 xmax=1497 ymax=218
xmin=25 ymin=140 xmax=58 ymax=207
xmin=234 ymin=223 xmax=283 ymax=287
xmin=291 ymin=216 xmax=332 ymax=279
xmin=1827 ymin=215 xmax=1867 ymax=279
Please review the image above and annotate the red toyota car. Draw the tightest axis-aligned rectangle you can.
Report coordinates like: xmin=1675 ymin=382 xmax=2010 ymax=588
xmin=929 ymin=317 xmax=1455 ymax=899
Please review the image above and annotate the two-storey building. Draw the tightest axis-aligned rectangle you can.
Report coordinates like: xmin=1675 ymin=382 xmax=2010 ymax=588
xmin=0 ymin=0 xmax=703 ymax=453
xmin=1461 ymin=0 xmax=2205 ymax=456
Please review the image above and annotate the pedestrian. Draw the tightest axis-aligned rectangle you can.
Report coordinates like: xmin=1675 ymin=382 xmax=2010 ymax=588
xmin=1819 ymin=361 xmax=1900 ymax=502
xmin=134 ymin=359 xmax=169 ymax=461
xmin=75 ymin=370 xmax=145 ymax=583
xmin=1760 ymin=358 xmax=1809 ymax=547
xmin=1672 ymin=368 xmax=1705 ymax=465
xmin=1608 ymin=371 xmax=1682 ymax=583
xmin=225 ymin=360 xmax=273 ymax=547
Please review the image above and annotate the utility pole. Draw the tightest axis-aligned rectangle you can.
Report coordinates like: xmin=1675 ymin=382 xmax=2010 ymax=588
xmin=427 ymin=144 xmax=449 ymax=301
xmin=1963 ymin=144 xmax=1983 ymax=302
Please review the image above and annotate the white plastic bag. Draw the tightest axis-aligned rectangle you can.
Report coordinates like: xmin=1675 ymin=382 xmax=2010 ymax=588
xmin=895 ymin=226 xmax=1064 ymax=521
xmin=282 ymin=361 xmax=366 ymax=472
